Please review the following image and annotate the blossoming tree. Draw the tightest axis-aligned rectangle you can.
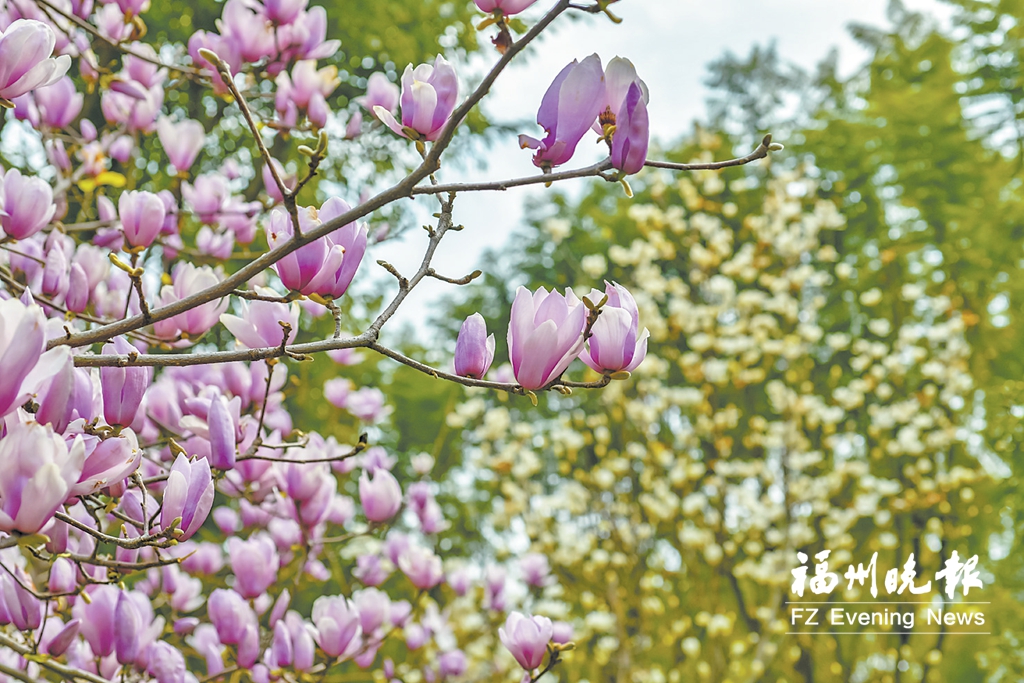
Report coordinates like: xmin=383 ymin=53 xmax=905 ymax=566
xmin=0 ymin=1 xmax=791 ymax=682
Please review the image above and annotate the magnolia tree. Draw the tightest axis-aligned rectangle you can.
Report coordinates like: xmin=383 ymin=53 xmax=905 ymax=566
xmin=0 ymin=1 xmax=786 ymax=682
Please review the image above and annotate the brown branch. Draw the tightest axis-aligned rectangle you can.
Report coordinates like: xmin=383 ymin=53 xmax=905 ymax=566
xmin=53 ymin=511 xmax=177 ymax=549
xmin=0 ymin=633 xmax=113 ymax=683
xmin=410 ymin=159 xmax=612 ymax=195
xmin=643 ymin=134 xmax=777 ymax=171
xmin=200 ymin=50 xmax=300 ymax=235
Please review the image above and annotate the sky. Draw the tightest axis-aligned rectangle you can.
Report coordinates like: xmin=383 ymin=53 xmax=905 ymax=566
xmin=371 ymin=0 xmax=952 ymax=329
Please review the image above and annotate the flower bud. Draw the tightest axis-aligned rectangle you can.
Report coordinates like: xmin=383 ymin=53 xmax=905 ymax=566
xmin=100 ymin=336 xmax=152 ymax=427
xmin=359 ymin=469 xmax=402 ymax=522
xmin=580 ymin=282 xmax=648 ymax=374
xmin=374 ymin=55 xmax=458 ymax=141
xmin=0 ymin=168 xmax=56 ymax=240
xmin=454 ymin=313 xmax=495 ymax=379
xmin=118 ymin=189 xmax=166 ymax=249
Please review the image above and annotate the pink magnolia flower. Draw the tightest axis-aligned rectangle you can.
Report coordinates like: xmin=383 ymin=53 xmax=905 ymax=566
xmin=0 ymin=421 xmax=85 ymax=534
xmin=267 ymin=198 xmax=368 ymax=299
xmin=610 ymin=82 xmax=649 ymax=175
xmin=124 ymin=44 xmax=168 ymax=88
xmin=100 ymin=336 xmax=153 ymax=427
xmin=0 ymin=297 xmax=71 ymax=418
xmin=275 ymin=60 xmax=339 ymax=128
xmin=160 ymin=453 xmax=215 ymax=541
xmin=356 ymin=72 xmax=399 ymax=115
xmin=0 ymin=20 xmax=72 ymax=101
xmin=220 ymin=290 xmax=300 ymax=350
xmin=359 ymin=469 xmax=402 ymax=522
xmin=119 ymin=190 xmax=166 ymax=249
xmin=157 ymin=117 xmax=205 ymax=173
xmin=183 ymin=172 xmax=231 ymax=221
xmin=580 ymin=282 xmax=648 ymax=373
xmin=499 ymin=612 xmax=553 ymax=670
xmin=454 ymin=312 xmax=495 ymax=379
xmin=220 ymin=0 xmax=276 ymax=63
xmin=151 ymin=263 xmax=229 ymax=341
xmin=374 ymin=55 xmax=458 ymax=141
xmin=592 ymin=56 xmax=649 ymax=134
xmin=519 ymin=54 xmax=604 ymax=170
xmin=0 ymin=168 xmax=56 ymax=240
xmin=227 ymin=533 xmax=280 ymax=598
xmin=507 ymin=286 xmax=586 ymax=390
xmin=474 ymin=0 xmax=538 ymax=14
xmin=398 ymin=545 xmax=444 ymax=590
xmin=33 ymin=75 xmax=83 ymax=129
xmin=345 ymin=387 xmax=391 ymax=423
xmin=69 ymin=427 xmax=142 ymax=497
xmin=311 ymin=595 xmax=362 ymax=660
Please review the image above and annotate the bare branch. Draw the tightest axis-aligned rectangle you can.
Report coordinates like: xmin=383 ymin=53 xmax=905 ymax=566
xmin=644 ymin=134 xmax=777 ymax=171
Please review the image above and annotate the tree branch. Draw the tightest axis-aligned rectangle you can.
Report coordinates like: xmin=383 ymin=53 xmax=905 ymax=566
xmin=643 ymin=134 xmax=778 ymax=171
xmin=48 ymin=0 xmax=574 ymax=352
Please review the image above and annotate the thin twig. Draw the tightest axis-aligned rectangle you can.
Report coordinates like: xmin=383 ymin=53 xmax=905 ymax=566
xmin=53 ymin=511 xmax=177 ymax=549
xmin=644 ymin=134 xmax=776 ymax=171
xmin=200 ymin=50 xmax=300 ymax=235
xmin=32 ymin=0 xmax=203 ymax=79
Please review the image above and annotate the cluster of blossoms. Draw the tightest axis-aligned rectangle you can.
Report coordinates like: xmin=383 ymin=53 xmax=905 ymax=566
xmin=0 ymin=0 xmax=678 ymax=680
xmin=453 ymin=281 xmax=649 ymax=390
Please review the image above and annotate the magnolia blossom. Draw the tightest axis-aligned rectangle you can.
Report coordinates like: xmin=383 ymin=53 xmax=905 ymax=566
xmin=454 ymin=313 xmax=495 ymax=379
xmin=0 ymin=297 xmax=71 ymax=419
xmin=580 ymin=282 xmax=649 ymax=373
xmin=160 ymin=453 xmax=215 ymax=540
xmin=151 ymin=263 xmax=229 ymax=341
xmin=499 ymin=612 xmax=553 ymax=670
xmin=507 ymin=286 xmax=586 ymax=389
xmin=474 ymin=0 xmax=538 ymax=14
xmin=33 ymin=75 xmax=83 ymax=129
xmin=610 ymin=82 xmax=649 ymax=175
xmin=592 ymin=57 xmax=649 ymax=134
xmin=0 ymin=167 xmax=56 ymax=240
xmin=157 ymin=117 xmax=205 ymax=172
xmin=312 ymin=596 xmax=362 ymax=660
xmin=275 ymin=60 xmax=339 ymax=128
xmin=227 ymin=533 xmax=280 ymax=598
xmin=0 ymin=20 xmax=72 ymax=101
xmin=0 ymin=421 xmax=85 ymax=534
xmin=267 ymin=199 xmax=368 ymax=298
xmin=519 ymin=54 xmax=604 ymax=170
xmin=359 ymin=469 xmax=402 ymax=522
xmin=374 ymin=55 xmax=458 ymax=141
xmin=220 ymin=290 xmax=301 ymax=350
xmin=100 ymin=336 xmax=153 ymax=427
xmin=119 ymin=189 xmax=165 ymax=248
xmin=357 ymin=72 xmax=399 ymax=115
